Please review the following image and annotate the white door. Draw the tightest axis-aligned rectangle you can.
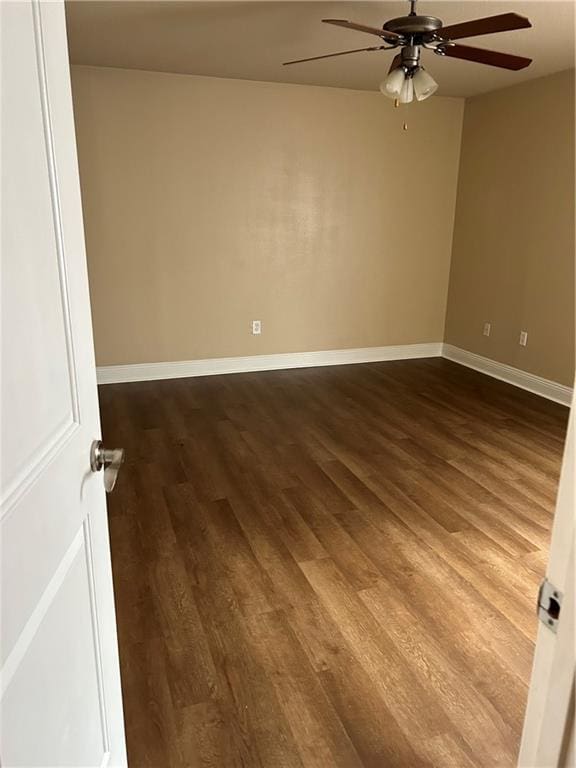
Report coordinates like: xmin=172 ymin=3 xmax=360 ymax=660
xmin=0 ymin=1 xmax=126 ymax=766
xmin=518 ymin=393 xmax=574 ymax=767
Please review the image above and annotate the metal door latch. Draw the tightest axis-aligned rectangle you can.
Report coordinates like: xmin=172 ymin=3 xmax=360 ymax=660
xmin=90 ymin=440 xmax=125 ymax=493
xmin=537 ymin=578 xmax=562 ymax=633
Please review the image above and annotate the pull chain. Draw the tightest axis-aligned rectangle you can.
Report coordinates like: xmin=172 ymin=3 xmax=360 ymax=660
xmin=394 ymin=98 xmax=408 ymax=130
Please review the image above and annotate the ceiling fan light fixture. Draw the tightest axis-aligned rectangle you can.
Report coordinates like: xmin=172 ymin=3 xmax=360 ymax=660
xmin=399 ymin=75 xmax=414 ymax=104
xmin=380 ymin=66 xmax=406 ymax=98
xmin=412 ymin=66 xmax=438 ymax=100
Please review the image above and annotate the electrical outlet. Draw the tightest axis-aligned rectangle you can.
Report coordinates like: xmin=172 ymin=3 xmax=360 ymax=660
xmin=519 ymin=330 xmax=528 ymax=347
xmin=483 ymin=322 xmax=491 ymax=337
xmin=252 ymin=320 xmax=262 ymax=336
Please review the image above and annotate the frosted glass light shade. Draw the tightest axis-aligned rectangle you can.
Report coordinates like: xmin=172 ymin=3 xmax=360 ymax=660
xmin=413 ymin=67 xmax=438 ymax=101
xmin=399 ymin=76 xmax=414 ymax=104
xmin=379 ymin=67 xmax=405 ymax=98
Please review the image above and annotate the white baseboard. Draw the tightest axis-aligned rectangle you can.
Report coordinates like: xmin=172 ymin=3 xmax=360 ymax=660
xmin=96 ymin=343 xmax=443 ymax=384
xmin=442 ymin=344 xmax=573 ymax=407
xmin=96 ymin=341 xmax=573 ymax=406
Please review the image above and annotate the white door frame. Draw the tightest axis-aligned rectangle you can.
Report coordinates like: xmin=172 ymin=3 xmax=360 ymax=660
xmin=519 ymin=390 xmax=575 ymax=767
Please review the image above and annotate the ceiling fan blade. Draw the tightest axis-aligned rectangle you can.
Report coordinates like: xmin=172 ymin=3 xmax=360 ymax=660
xmin=322 ymin=19 xmax=400 ymax=40
xmin=441 ymin=43 xmax=532 ymax=70
xmin=388 ymin=53 xmax=402 ymax=74
xmin=439 ymin=12 xmax=531 ymax=42
xmin=283 ymin=46 xmax=383 ymax=66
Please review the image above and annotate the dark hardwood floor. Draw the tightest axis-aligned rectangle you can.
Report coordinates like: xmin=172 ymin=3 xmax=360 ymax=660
xmin=99 ymin=358 xmax=569 ymax=768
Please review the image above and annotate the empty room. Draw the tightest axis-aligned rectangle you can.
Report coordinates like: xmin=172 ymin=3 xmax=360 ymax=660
xmin=2 ymin=1 xmax=575 ymax=766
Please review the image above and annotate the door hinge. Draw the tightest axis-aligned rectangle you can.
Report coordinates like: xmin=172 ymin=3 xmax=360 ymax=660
xmin=537 ymin=578 xmax=562 ymax=633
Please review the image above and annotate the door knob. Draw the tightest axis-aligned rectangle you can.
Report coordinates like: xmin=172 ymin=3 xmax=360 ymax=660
xmin=90 ymin=440 xmax=125 ymax=493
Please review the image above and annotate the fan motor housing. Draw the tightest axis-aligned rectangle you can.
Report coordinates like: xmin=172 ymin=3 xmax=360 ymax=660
xmin=383 ymin=15 xmax=443 ymax=38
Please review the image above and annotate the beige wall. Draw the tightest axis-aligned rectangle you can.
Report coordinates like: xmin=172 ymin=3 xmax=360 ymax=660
xmin=445 ymin=69 xmax=575 ymax=387
xmin=71 ymin=65 xmax=464 ymax=366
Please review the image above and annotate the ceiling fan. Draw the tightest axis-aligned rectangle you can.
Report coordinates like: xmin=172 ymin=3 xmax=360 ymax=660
xmin=283 ymin=0 xmax=532 ymax=103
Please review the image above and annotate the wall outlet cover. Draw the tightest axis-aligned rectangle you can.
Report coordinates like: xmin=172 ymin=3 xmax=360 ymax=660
xmin=483 ymin=322 xmax=491 ymax=337
xmin=252 ymin=320 xmax=262 ymax=335
xmin=519 ymin=331 xmax=528 ymax=347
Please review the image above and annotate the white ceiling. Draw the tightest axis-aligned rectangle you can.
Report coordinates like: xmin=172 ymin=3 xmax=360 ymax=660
xmin=66 ymin=1 xmax=575 ymax=97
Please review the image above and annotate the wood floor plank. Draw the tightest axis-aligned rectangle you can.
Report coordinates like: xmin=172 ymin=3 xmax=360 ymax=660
xmin=108 ymin=515 xmax=163 ymax=648
xmin=148 ymin=552 xmax=219 ymax=706
xmin=299 ymin=557 xmax=451 ymax=745
xmin=120 ymin=637 xmax=184 ymax=767
xmin=289 ymin=600 xmax=431 ymax=767
xmin=421 ymin=734 xmax=480 ymax=768
xmin=420 ymin=460 xmax=550 ymax=548
xmin=177 ymin=697 xmax=259 ymax=768
xmin=360 ymin=577 xmax=529 ymax=735
xmin=100 ymin=358 xmax=568 ymax=768
xmin=265 ymin=493 xmax=328 ymax=564
xmin=245 ymin=609 xmax=364 ymax=767
xmin=351 ymin=478 xmax=541 ymax=643
xmin=284 ymin=486 xmax=382 ymax=591
xmin=359 ymin=583 xmax=519 ymax=763
xmin=193 ymin=496 xmax=280 ymax=616
xmin=449 ymin=458 xmax=553 ymax=529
